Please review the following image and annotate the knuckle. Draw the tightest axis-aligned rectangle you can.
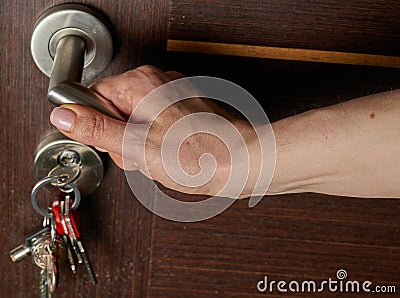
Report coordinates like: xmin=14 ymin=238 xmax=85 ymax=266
xmin=111 ymin=82 xmax=130 ymax=104
xmin=79 ymin=114 xmax=106 ymax=143
xmin=172 ymin=71 xmax=183 ymax=76
xmin=136 ymin=65 xmax=162 ymax=76
xmin=166 ymin=70 xmax=184 ymax=79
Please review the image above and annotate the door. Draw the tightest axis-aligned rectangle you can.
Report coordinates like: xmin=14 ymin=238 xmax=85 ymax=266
xmin=2 ymin=1 xmax=400 ymax=297
xmin=1 ymin=1 xmax=169 ymax=296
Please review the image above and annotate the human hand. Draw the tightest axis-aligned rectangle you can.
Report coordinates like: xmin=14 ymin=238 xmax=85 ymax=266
xmin=50 ymin=66 xmax=265 ymax=198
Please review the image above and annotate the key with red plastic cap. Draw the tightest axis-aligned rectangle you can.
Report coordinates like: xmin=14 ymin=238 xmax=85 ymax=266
xmin=52 ymin=199 xmax=78 ymax=273
xmin=52 ymin=199 xmax=81 ymax=238
xmin=63 ymin=196 xmax=96 ymax=284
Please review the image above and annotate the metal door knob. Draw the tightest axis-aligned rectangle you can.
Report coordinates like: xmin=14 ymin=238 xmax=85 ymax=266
xmin=31 ymin=4 xmax=126 ymax=121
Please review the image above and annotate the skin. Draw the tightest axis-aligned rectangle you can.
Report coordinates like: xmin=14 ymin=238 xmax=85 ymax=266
xmin=270 ymin=90 xmax=400 ymax=198
xmin=50 ymin=65 xmax=400 ymax=199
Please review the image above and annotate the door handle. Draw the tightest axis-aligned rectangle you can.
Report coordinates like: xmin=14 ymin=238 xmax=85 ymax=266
xmin=31 ymin=4 xmax=126 ymax=121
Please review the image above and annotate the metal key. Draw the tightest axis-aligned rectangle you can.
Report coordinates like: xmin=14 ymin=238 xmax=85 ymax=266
xmin=39 ymin=268 xmax=50 ymax=298
xmin=59 ymin=198 xmax=83 ymax=264
xmin=52 ymin=199 xmax=81 ymax=237
xmin=9 ymin=226 xmax=50 ymax=263
xmin=32 ymin=236 xmax=52 ymax=269
xmin=48 ymin=150 xmax=82 ymax=188
xmin=38 ymin=256 xmax=58 ymax=298
xmin=35 ymin=217 xmax=65 ymax=260
xmin=64 ymin=196 xmax=96 ymax=284
xmin=45 ymin=253 xmax=58 ymax=296
xmin=53 ymin=195 xmax=96 ymax=284
xmin=32 ymin=232 xmax=59 ymax=297
xmin=52 ymin=199 xmax=77 ymax=273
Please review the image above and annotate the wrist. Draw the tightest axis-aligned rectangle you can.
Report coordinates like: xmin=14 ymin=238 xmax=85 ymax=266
xmin=266 ymin=108 xmax=332 ymax=195
xmin=232 ymin=120 xmax=275 ymax=199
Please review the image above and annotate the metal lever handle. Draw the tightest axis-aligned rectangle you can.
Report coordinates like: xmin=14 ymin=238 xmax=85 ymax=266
xmin=31 ymin=4 xmax=126 ymax=121
xmin=48 ymin=35 xmax=126 ymax=121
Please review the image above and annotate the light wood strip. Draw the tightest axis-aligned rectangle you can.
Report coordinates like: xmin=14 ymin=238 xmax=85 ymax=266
xmin=167 ymin=40 xmax=400 ymax=68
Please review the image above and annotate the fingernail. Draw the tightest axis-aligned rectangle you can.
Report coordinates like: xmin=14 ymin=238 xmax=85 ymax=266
xmin=50 ymin=107 xmax=76 ymax=132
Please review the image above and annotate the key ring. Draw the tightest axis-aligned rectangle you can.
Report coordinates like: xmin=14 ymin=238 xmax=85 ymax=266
xmin=31 ymin=176 xmax=81 ymax=217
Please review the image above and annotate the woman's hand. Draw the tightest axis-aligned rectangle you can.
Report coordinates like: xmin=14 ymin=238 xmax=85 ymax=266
xmin=50 ymin=66 xmax=263 ymax=198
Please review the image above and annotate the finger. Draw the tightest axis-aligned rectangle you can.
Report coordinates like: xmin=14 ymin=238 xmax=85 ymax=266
xmin=109 ymin=152 xmax=140 ymax=171
xmin=90 ymin=65 xmax=169 ymax=115
xmin=165 ymin=71 xmax=184 ymax=81
xmin=50 ymin=104 xmax=145 ymax=158
xmin=95 ymin=146 xmax=108 ymax=152
xmin=109 ymin=152 xmax=124 ymax=169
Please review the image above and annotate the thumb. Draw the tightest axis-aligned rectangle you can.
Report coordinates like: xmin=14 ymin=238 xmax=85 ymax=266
xmin=50 ymin=104 xmax=128 ymax=156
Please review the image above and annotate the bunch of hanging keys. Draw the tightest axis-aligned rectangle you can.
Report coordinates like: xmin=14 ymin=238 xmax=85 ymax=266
xmin=9 ymin=150 xmax=96 ymax=297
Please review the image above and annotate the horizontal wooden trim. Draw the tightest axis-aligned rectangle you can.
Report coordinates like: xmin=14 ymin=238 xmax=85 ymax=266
xmin=167 ymin=40 xmax=400 ymax=68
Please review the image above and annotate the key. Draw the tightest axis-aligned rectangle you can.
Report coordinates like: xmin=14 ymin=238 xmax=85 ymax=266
xmin=38 ymin=256 xmax=58 ymax=297
xmin=32 ymin=233 xmax=59 ymax=297
xmin=39 ymin=268 xmax=49 ymax=298
xmin=64 ymin=196 xmax=97 ymax=284
xmin=52 ymin=199 xmax=81 ymax=238
xmin=45 ymin=252 xmax=58 ymax=296
xmin=52 ymin=200 xmax=77 ymax=274
xmin=63 ymin=234 xmax=77 ymax=274
xmin=33 ymin=215 xmax=66 ymax=297
xmin=9 ymin=226 xmax=50 ymax=263
xmin=53 ymin=195 xmax=96 ymax=284
xmin=32 ymin=235 xmax=52 ymax=269
xmin=48 ymin=165 xmax=80 ymax=188
xmin=48 ymin=149 xmax=82 ymax=188
xmin=53 ymin=198 xmax=83 ymax=264
xmin=48 ymin=214 xmax=68 ymax=267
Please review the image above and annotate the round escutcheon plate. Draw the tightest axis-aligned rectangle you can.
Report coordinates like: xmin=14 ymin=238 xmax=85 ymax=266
xmin=34 ymin=132 xmax=104 ymax=197
xmin=31 ymin=4 xmax=113 ymax=83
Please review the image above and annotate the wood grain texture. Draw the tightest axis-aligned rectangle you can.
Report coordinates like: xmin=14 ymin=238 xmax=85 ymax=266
xmin=169 ymin=0 xmax=400 ymax=56
xmin=2 ymin=0 xmax=400 ymax=297
xmin=168 ymin=40 xmax=400 ymax=68
xmin=147 ymin=53 xmax=400 ymax=297
xmin=149 ymin=195 xmax=400 ymax=297
xmin=0 ymin=0 xmax=170 ymax=297
xmin=163 ymin=53 xmax=400 ymax=122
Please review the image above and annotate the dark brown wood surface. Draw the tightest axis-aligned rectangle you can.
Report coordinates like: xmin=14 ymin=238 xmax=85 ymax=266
xmin=1 ymin=0 xmax=400 ymax=298
xmin=1 ymin=0 xmax=170 ymax=297
xmin=157 ymin=54 xmax=400 ymax=297
xmin=169 ymin=0 xmax=400 ymax=56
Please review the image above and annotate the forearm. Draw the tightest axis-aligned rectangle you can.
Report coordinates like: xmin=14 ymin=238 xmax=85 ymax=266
xmin=267 ymin=89 xmax=400 ymax=198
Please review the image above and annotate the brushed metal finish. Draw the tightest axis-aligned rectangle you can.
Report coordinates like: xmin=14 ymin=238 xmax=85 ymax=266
xmin=33 ymin=132 xmax=104 ymax=197
xmin=48 ymin=35 xmax=85 ymax=91
xmin=9 ymin=245 xmax=31 ymax=263
xmin=32 ymin=4 xmax=126 ymax=121
xmin=31 ymin=4 xmax=113 ymax=83
xmin=49 ymin=28 xmax=96 ymax=67
xmin=48 ymin=82 xmax=127 ymax=121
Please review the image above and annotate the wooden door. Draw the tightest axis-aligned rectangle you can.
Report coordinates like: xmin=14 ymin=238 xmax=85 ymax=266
xmin=2 ymin=1 xmax=400 ymax=297
xmin=1 ymin=1 xmax=169 ymax=296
